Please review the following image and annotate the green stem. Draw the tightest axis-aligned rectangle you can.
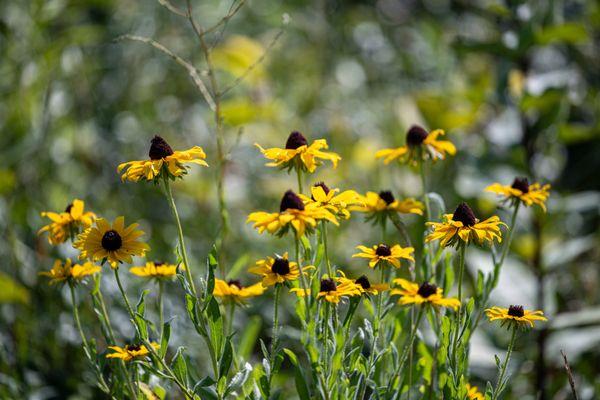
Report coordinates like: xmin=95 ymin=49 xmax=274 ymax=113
xmin=271 ymin=284 xmax=282 ymax=356
xmin=69 ymin=284 xmax=89 ymax=350
xmin=390 ymin=308 xmax=424 ymax=398
xmin=419 ymin=161 xmax=431 ymax=222
xmin=296 ymin=164 xmax=303 ymax=193
xmin=157 ymin=280 xmax=164 ymax=337
xmin=491 ymin=326 xmax=518 ymax=400
xmin=372 ymin=266 xmax=386 ymax=348
xmin=457 ymin=244 xmax=466 ymax=304
xmin=493 ymin=202 xmax=520 ymax=287
xmin=114 ymin=268 xmax=135 ymax=318
xmin=322 ymin=221 xmax=333 ymax=276
xmin=295 ymin=235 xmax=311 ymax=323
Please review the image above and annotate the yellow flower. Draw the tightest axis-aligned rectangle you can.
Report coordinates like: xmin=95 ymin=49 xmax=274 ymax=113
xmin=247 ymin=190 xmax=338 ymax=237
xmin=117 ymin=135 xmax=208 ymax=182
xmin=466 ymin=384 xmax=484 ymax=400
xmin=391 ymin=279 xmax=460 ymax=310
xmin=486 ymin=177 xmax=550 ymax=212
xmin=376 ymin=125 xmax=456 ymax=165
xmin=485 ymin=305 xmax=547 ymax=329
xmin=351 ymin=191 xmax=424 ymax=216
xmin=130 ymin=261 xmax=180 ymax=279
xmin=290 ymin=277 xmax=361 ymax=304
xmin=248 ymin=252 xmax=308 ymax=287
xmin=352 ymin=244 xmax=414 ymax=268
xmin=298 ymin=182 xmax=362 ymax=219
xmin=106 ymin=342 xmax=160 ymax=362
xmin=213 ymin=279 xmax=266 ymax=303
xmin=74 ymin=217 xmax=150 ymax=269
xmin=39 ymin=199 xmax=96 ymax=245
xmin=255 ymin=131 xmax=341 ymax=173
xmin=39 ymin=259 xmax=101 ymax=285
xmin=425 ymin=203 xmax=505 ymax=247
xmin=336 ymin=273 xmax=389 ymax=296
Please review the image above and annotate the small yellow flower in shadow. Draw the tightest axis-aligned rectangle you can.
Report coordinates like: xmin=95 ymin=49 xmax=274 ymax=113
xmin=466 ymin=384 xmax=484 ymax=400
xmin=130 ymin=261 xmax=180 ymax=279
xmin=350 ymin=191 xmax=424 ymax=216
xmin=299 ymin=182 xmax=362 ymax=220
xmin=118 ymin=135 xmax=208 ymax=182
xmin=336 ymin=273 xmax=389 ymax=296
xmin=486 ymin=177 xmax=550 ymax=212
xmin=391 ymin=280 xmax=460 ymax=310
xmin=485 ymin=305 xmax=547 ymax=329
xmin=247 ymin=190 xmax=338 ymax=237
xmin=248 ymin=252 xmax=310 ymax=287
xmin=39 ymin=199 xmax=96 ymax=245
xmin=255 ymin=131 xmax=341 ymax=173
xmin=426 ymin=203 xmax=505 ymax=247
xmin=74 ymin=216 xmax=150 ymax=269
xmin=213 ymin=279 xmax=266 ymax=303
xmin=376 ymin=125 xmax=456 ymax=165
xmin=39 ymin=259 xmax=101 ymax=285
xmin=106 ymin=342 xmax=160 ymax=362
xmin=353 ymin=244 xmax=414 ymax=268
xmin=290 ymin=277 xmax=361 ymax=304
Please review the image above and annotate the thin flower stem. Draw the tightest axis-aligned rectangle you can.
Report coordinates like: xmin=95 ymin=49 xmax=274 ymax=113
xmin=321 ymin=221 xmax=333 ymax=276
xmin=419 ymin=161 xmax=431 ymax=222
xmin=491 ymin=326 xmax=518 ymax=400
xmin=157 ymin=280 xmax=164 ymax=337
xmin=114 ymin=268 xmax=135 ymax=318
xmin=69 ymin=284 xmax=89 ymax=350
xmin=271 ymin=284 xmax=282 ymax=356
xmin=390 ymin=308 xmax=424 ymax=398
xmin=296 ymin=164 xmax=303 ymax=193
xmin=295 ymin=235 xmax=311 ymax=323
xmin=493 ymin=202 xmax=520 ymax=286
xmin=450 ymin=244 xmax=467 ymax=375
xmin=227 ymin=301 xmax=235 ymax=336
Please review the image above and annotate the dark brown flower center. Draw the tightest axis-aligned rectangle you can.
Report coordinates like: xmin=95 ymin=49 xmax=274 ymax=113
xmin=508 ymin=305 xmax=524 ymax=317
xmin=406 ymin=125 xmax=429 ymax=146
xmin=375 ymin=244 xmax=392 ymax=257
xmin=320 ymin=278 xmax=337 ymax=292
xmin=417 ymin=282 xmax=437 ymax=298
xmin=126 ymin=344 xmax=142 ymax=352
xmin=271 ymin=257 xmax=290 ymax=275
xmin=452 ymin=202 xmax=477 ymax=227
xmin=313 ymin=181 xmax=330 ymax=197
xmin=148 ymin=135 xmax=174 ymax=160
xmin=65 ymin=203 xmax=73 ymax=213
xmin=511 ymin=177 xmax=530 ymax=193
xmin=101 ymin=230 xmax=122 ymax=251
xmin=285 ymin=131 xmax=308 ymax=149
xmin=228 ymin=280 xmax=243 ymax=289
xmin=355 ymin=275 xmax=371 ymax=289
xmin=154 ymin=261 xmax=164 ymax=266
xmin=280 ymin=190 xmax=305 ymax=212
xmin=378 ymin=190 xmax=395 ymax=205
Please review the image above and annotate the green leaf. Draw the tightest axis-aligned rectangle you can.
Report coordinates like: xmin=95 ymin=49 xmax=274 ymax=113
xmin=237 ymin=316 xmax=261 ymax=361
xmin=160 ymin=321 xmax=171 ymax=358
xmin=283 ymin=348 xmax=310 ymax=400
xmin=136 ymin=289 xmax=150 ymax=316
xmin=207 ymin=297 xmax=223 ymax=355
xmin=0 ymin=272 xmax=29 ymax=304
xmin=171 ymin=347 xmax=188 ymax=386
xmin=535 ymin=23 xmax=588 ymax=45
xmin=219 ymin=338 xmax=233 ymax=379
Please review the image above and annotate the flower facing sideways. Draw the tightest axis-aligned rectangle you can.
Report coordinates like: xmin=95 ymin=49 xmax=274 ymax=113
xmin=106 ymin=342 xmax=160 ymax=362
xmin=130 ymin=261 xmax=180 ymax=279
xmin=213 ymin=279 xmax=266 ymax=303
xmin=352 ymin=244 xmax=414 ymax=268
xmin=299 ymin=182 xmax=362 ymax=220
xmin=248 ymin=252 xmax=308 ymax=287
xmin=74 ymin=216 xmax=149 ymax=269
xmin=376 ymin=125 xmax=456 ymax=165
xmin=39 ymin=259 xmax=101 ymax=285
xmin=117 ymin=135 xmax=208 ymax=182
xmin=485 ymin=305 xmax=547 ymax=329
xmin=39 ymin=199 xmax=96 ymax=245
xmin=486 ymin=177 xmax=551 ymax=211
xmin=291 ymin=277 xmax=361 ymax=304
xmin=351 ymin=191 xmax=424 ymax=218
xmin=391 ymin=279 xmax=460 ymax=310
xmin=337 ymin=273 xmax=389 ymax=296
xmin=255 ymin=131 xmax=341 ymax=173
xmin=466 ymin=384 xmax=484 ymax=400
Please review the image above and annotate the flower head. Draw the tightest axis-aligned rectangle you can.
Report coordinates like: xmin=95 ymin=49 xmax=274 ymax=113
xmin=213 ymin=279 xmax=265 ymax=303
xmin=290 ymin=276 xmax=361 ymax=304
xmin=350 ymin=191 xmax=423 ymax=225
xmin=247 ymin=190 xmax=338 ymax=237
xmin=486 ymin=178 xmax=551 ymax=211
xmin=39 ymin=199 xmax=96 ymax=245
xmin=376 ymin=125 xmax=456 ymax=165
xmin=485 ymin=305 xmax=547 ymax=329
xmin=336 ymin=273 xmax=389 ymax=296
xmin=255 ymin=131 xmax=341 ymax=173
xmin=118 ymin=135 xmax=208 ymax=182
xmin=352 ymin=244 xmax=414 ymax=268
xmin=391 ymin=279 xmax=460 ymax=310
xmin=39 ymin=259 xmax=101 ymax=285
xmin=106 ymin=342 xmax=160 ymax=362
xmin=130 ymin=261 xmax=180 ymax=279
xmin=74 ymin=217 xmax=150 ymax=269
xmin=248 ymin=252 xmax=308 ymax=287
xmin=425 ymin=202 xmax=505 ymax=247
xmin=466 ymin=384 xmax=484 ymax=400
xmin=299 ymin=182 xmax=362 ymax=220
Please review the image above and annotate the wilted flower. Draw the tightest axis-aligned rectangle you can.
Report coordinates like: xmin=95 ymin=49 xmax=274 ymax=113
xmin=39 ymin=259 xmax=101 ymax=285
xmin=39 ymin=199 xmax=96 ymax=245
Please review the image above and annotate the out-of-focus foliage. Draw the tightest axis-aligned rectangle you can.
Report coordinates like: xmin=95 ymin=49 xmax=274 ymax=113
xmin=1 ymin=0 xmax=599 ymax=399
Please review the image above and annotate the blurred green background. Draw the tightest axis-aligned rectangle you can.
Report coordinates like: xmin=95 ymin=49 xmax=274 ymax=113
xmin=1 ymin=0 xmax=599 ymax=398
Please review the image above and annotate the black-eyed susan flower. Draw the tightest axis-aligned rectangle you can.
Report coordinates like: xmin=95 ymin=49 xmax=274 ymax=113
xmin=391 ymin=279 xmax=460 ymax=310
xmin=425 ymin=202 xmax=505 ymax=247
xmin=106 ymin=342 xmax=160 ymax=362
xmin=247 ymin=190 xmax=338 ymax=237
xmin=298 ymin=182 xmax=362 ymax=220
xmin=248 ymin=252 xmax=307 ymax=287
xmin=39 ymin=199 xmax=96 ymax=245
xmin=39 ymin=259 xmax=101 ymax=285
xmin=350 ymin=191 xmax=424 ymax=223
xmin=337 ymin=273 xmax=389 ymax=296
xmin=74 ymin=216 xmax=149 ymax=269
xmin=130 ymin=261 xmax=180 ymax=279
xmin=466 ymin=384 xmax=484 ymax=400
xmin=485 ymin=305 xmax=547 ymax=329
xmin=486 ymin=177 xmax=551 ymax=212
xmin=290 ymin=277 xmax=361 ymax=304
xmin=375 ymin=125 xmax=456 ymax=165
xmin=255 ymin=131 xmax=341 ymax=173
xmin=353 ymin=243 xmax=414 ymax=268
xmin=213 ymin=279 xmax=266 ymax=303
xmin=117 ymin=135 xmax=208 ymax=182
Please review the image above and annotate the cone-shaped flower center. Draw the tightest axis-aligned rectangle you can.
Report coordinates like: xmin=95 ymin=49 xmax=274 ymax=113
xmin=271 ymin=257 xmax=290 ymax=275
xmin=228 ymin=279 xmax=243 ymax=289
xmin=375 ymin=244 xmax=392 ymax=257
xmin=65 ymin=203 xmax=73 ymax=213
xmin=314 ymin=182 xmax=330 ymax=195
xmin=126 ymin=344 xmax=142 ymax=352
xmin=508 ymin=305 xmax=524 ymax=317
xmin=149 ymin=135 xmax=174 ymax=160
xmin=285 ymin=131 xmax=308 ymax=149
xmin=101 ymin=230 xmax=122 ymax=251
xmin=406 ymin=125 xmax=429 ymax=146
xmin=378 ymin=190 xmax=395 ymax=205
xmin=355 ymin=275 xmax=371 ymax=289
xmin=280 ymin=190 xmax=305 ymax=212
xmin=453 ymin=202 xmax=477 ymax=227
xmin=154 ymin=261 xmax=164 ymax=266
xmin=320 ymin=278 xmax=337 ymax=292
xmin=511 ymin=177 xmax=530 ymax=193
xmin=417 ymin=282 xmax=437 ymax=298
